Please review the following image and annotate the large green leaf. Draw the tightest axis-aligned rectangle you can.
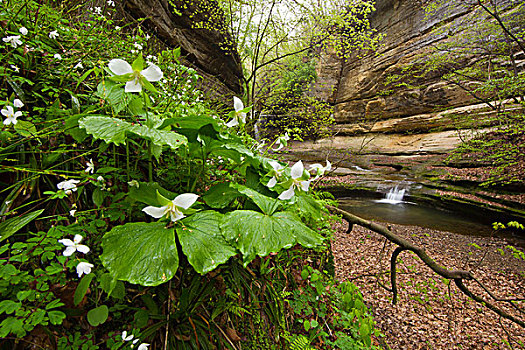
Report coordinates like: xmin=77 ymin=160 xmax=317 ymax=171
xmin=177 ymin=211 xmax=236 ymax=274
xmin=79 ymin=116 xmax=131 ymax=145
xmin=127 ymin=182 xmax=177 ymax=207
xmin=159 ymin=115 xmax=220 ymax=131
xmin=202 ymin=183 xmax=240 ymax=209
xmin=292 ymin=194 xmax=324 ymax=222
xmin=233 ymin=184 xmax=281 ymax=215
xmin=101 ymin=222 xmax=179 ymax=286
xmin=129 ymin=124 xmax=187 ymax=151
xmin=96 ymin=81 xmax=129 ymax=114
xmin=0 ymin=209 xmax=44 ymax=242
xmin=221 ymin=210 xmax=323 ymax=266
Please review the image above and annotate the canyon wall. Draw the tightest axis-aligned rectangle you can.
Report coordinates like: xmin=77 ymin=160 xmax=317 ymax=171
xmin=311 ymin=0 xmax=523 ymax=156
xmin=122 ymin=0 xmax=243 ymax=99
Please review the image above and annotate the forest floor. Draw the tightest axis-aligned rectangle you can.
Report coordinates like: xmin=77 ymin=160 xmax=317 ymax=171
xmin=331 ymin=220 xmax=525 ymax=349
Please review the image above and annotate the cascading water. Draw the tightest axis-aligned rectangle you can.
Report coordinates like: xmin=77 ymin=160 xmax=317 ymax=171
xmin=376 ymin=186 xmax=406 ymax=204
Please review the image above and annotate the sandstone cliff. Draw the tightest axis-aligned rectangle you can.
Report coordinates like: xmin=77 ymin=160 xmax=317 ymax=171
xmin=122 ymin=0 xmax=243 ymax=98
xmin=311 ymin=0 xmax=523 ymax=156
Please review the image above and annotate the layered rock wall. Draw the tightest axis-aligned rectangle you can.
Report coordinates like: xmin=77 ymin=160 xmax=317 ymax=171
xmin=122 ymin=0 xmax=243 ymax=99
xmin=316 ymin=0 xmax=521 ymax=131
xmin=310 ymin=0 xmax=523 ymax=156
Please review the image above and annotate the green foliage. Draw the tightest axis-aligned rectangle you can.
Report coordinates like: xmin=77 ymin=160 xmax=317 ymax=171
xmin=0 ymin=227 xmax=68 ymax=338
xmin=286 ymin=266 xmax=381 ymax=349
xmin=0 ymin=0 xmax=377 ymax=348
xmin=259 ymin=54 xmax=335 ymax=140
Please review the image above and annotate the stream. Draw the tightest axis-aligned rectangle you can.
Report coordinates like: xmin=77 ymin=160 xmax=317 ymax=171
xmin=337 ymin=186 xmax=525 ymax=246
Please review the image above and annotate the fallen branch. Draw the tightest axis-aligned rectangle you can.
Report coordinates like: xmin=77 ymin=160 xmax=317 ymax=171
xmin=328 ymin=205 xmax=525 ymax=329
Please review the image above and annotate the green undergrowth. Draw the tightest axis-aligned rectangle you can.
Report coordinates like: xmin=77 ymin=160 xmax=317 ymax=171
xmin=0 ymin=1 xmax=379 ymax=349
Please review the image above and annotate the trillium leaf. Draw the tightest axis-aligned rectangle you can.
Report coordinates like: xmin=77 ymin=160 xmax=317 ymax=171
xmin=292 ymin=194 xmax=324 ymax=222
xmin=177 ymin=211 xmax=236 ymax=274
xmin=159 ymin=115 xmax=220 ymax=131
xmin=79 ymin=116 xmax=131 ymax=145
xmin=127 ymin=182 xmax=176 ymax=207
xmin=128 ymin=124 xmax=187 ymax=150
xmin=202 ymin=183 xmax=240 ymax=209
xmin=101 ymin=222 xmax=179 ymax=286
xmin=221 ymin=210 xmax=323 ymax=266
xmin=232 ymin=184 xmax=280 ymax=215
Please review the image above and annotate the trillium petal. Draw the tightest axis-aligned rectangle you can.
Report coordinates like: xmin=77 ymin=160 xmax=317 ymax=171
xmin=300 ymin=180 xmax=311 ymax=192
xmin=238 ymin=112 xmax=247 ymax=124
xmin=58 ymin=239 xmax=74 ymax=246
xmin=76 ymin=262 xmax=93 ymax=277
xmin=63 ymin=246 xmax=76 ymax=256
xmin=122 ymin=331 xmax=134 ymax=341
xmin=233 ymin=96 xmax=244 ymax=112
xmin=226 ymin=118 xmax=239 ymax=128
xmin=278 ymin=186 xmax=295 ymax=200
xmin=173 ymin=193 xmax=199 ymax=210
xmin=170 ymin=210 xmax=185 ymax=222
xmin=290 ymin=161 xmax=304 ymax=179
xmin=141 ymin=65 xmax=163 ymax=82
xmin=1 ymin=106 xmax=13 ymax=117
xmin=268 ymin=160 xmax=283 ymax=171
xmin=76 ymin=244 xmax=90 ymax=254
xmin=309 ymin=163 xmax=322 ymax=171
xmin=73 ymin=234 xmax=83 ymax=244
xmin=267 ymin=177 xmax=277 ymax=188
xmin=125 ymin=80 xmax=142 ymax=93
xmin=143 ymin=205 xmax=168 ymax=218
xmin=325 ymin=160 xmax=332 ymax=171
xmin=108 ymin=59 xmax=133 ymax=75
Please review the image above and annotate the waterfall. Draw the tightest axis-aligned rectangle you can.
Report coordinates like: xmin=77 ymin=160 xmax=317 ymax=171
xmin=377 ymin=186 xmax=406 ymax=204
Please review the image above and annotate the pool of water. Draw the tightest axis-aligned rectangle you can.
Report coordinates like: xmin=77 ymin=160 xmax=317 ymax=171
xmin=339 ymin=197 xmax=496 ymax=237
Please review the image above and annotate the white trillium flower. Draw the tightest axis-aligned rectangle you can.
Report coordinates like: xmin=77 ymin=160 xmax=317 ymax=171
xmin=309 ymin=160 xmax=331 ymax=179
xmin=85 ymin=159 xmax=95 ymax=174
xmin=137 ymin=344 xmax=150 ymax=350
xmin=49 ymin=30 xmax=59 ymax=39
xmin=122 ymin=331 xmax=134 ymax=341
xmin=226 ymin=96 xmax=246 ymax=127
xmin=74 ymin=61 xmax=83 ymax=69
xmin=107 ymin=0 xmax=116 ymax=6
xmin=10 ymin=65 xmax=20 ymax=73
xmin=267 ymin=160 xmax=285 ymax=188
xmin=3 ymin=35 xmax=22 ymax=48
xmin=2 ymin=105 xmax=22 ymax=125
xmin=19 ymin=27 xmax=28 ymax=35
xmin=69 ymin=209 xmax=76 ymax=217
xmin=143 ymin=193 xmax=198 ymax=222
xmin=278 ymin=161 xmax=311 ymax=200
xmin=108 ymin=58 xmax=163 ymax=93
xmin=13 ymin=99 xmax=24 ymax=108
xmin=54 ymin=53 xmax=62 ymax=60
xmin=58 ymin=234 xmax=90 ymax=256
xmin=76 ymin=262 xmax=94 ymax=278
xmin=57 ymin=179 xmax=80 ymax=194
